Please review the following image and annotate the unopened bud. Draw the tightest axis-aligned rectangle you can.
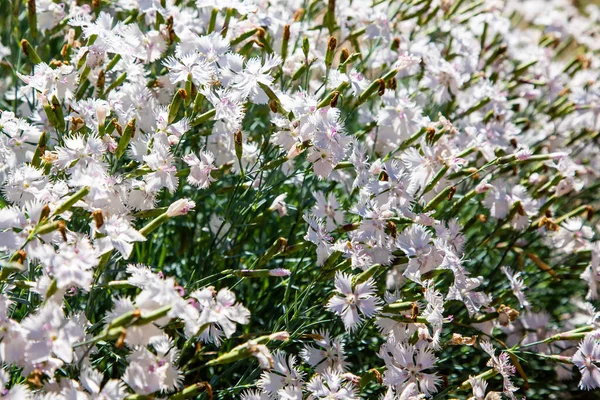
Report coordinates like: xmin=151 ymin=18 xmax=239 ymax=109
xmin=269 ymin=268 xmax=291 ymax=277
xmin=21 ymin=39 xmax=41 ymax=64
xmin=325 ymin=36 xmax=337 ymax=68
xmin=234 ymin=130 xmax=243 ymax=161
xmin=167 ymin=199 xmax=196 ymax=217
xmin=302 ymin=37 xmax=310 ymax=59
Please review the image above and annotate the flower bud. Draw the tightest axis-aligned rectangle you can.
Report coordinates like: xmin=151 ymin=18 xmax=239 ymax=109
xmin=325 ymin=36 xmax=337 ymax=68
xmin=167 ymin=199 xmax=196 ymax=217
xmin=21 ymin=39 xmax=41 ymax=65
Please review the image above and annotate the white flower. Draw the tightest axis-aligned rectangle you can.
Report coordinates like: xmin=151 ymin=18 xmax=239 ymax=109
xmin=379 ymin=338 xmax=440 ymax=396
xmin=501 ymin=266 xmax=529 ymax=309
xmin=312 ymin=191 xmax=344 ymax=231
xmin=573 ymin=335 xmax=600 ymax=390
xmin=300 ymin=330 xmax=347 ymax=373
xmin=96 ymin=215 xmax=146 ymax=259
xmin=163 ymin=53 xmax=213 ymax=87
xmin=21 ymin=302 xmax=85 ymax=376
xmin=230 ymin=54 xmax=282 ymax=103
xmin=480 ymin=341 xmax=519 ymax=399
xmin=269 ymin=193 xmax=288 ymax=217
xmin=327 ymin=272 xmax=381 ymax=332
xmin=186 ymin=287 xmax=250 ymax=345
xmin=184 ymin=151 xmax=217 ymax=189
xmin=307 ymin=368 xmax=358 ymax=399
xmin=258 ymin=351 xmax=304 ymax=397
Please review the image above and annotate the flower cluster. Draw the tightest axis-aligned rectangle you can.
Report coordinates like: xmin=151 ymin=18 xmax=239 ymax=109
xmin=1 ymin=0 xmax=600 ymax=398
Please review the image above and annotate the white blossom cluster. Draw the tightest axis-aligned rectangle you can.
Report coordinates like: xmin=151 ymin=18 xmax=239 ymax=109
xmin=1 ymin=0 xmax=600 ymax=398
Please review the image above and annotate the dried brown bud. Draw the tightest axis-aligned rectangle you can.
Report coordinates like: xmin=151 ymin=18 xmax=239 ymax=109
xmin=448 ymin=333 xmax=478 ymax=346
xmin=269 ymin=99 xmax=278 ymax=113
xmin=478 ymin=214 xmax=487 ymax=223
xmin=340 ymin=48 xmax=350 ymax=64
xmin=577 ymin=54 xmax=591 ymax=70
xmin=391 ymin=37 xmax=400 ymax=51
xmin=327 ymin=36 xmax=337 ymax=52
xmin=60 ymin=44 xmax=69 ymax=58
xmin=539 ymin=216 xmax=559 ymax=232
xmin=586 ymin=205 xmax=594 ymax=221
xmin=283 ymin=25 xmax=290 ymax=42
xmin=27 ymin=369 xmax=44 ymax=389
xmin=516 ymin=202 xmax=526 ymax=216
xmin=16 ymin=250 xmax=27 ymax=265
xmin=327 ymin=0 xmax=336 ymax=13
xmin=57 ymin=221 xmax=67 ymax=242
xmin=92 ymin=0 xmax=100 ymax=8
xmin=386 ymin=221 xmax=397 ymax=238
xmin=115 ymin=328 xmax=127 ymax=349
xmin=426 ymin=127 xmax=436 ymax=142
xmin=330 ymin=91 xmax=340 ymax=108
xmin=369 ymin=368 xmax=383 ymax=384
xmin=50 ymin=59 xmax=65 ymax=68
xmin=92 ymin=209 xmax=104 ymax=228
xmin=256 ymin=27 xmax=266 ymax=40
xmin=377 ymin=78 xmax=386 ymax=96
xmin=97 ymin=69 xmax=105 ymax=92
xmin=447 ymin=186 xmax=456 ymax=201
xmin=132 ymin=309 xmax=142 ymax=319
xmin=411 ymin=302 xmax=419 ymax=320
xmin=40 ymin=205 xmax=51 ymax=222
xmin=70 ymin=116 xmax=85 ymax=131
xmin=292 ymin=8 xmax=304 ymax=22
xmin=166 ymin=16 xmax=176 ymax=44
xmin=177 ymin=88 xmax=187 ymax=100
xmin=387 ymin=78 xmax=397 ymax=90
xmin=497 ymin=304 xmax=519 ymax=326
xmin=114 ymin=120 xmax=123 ymax=136
xmin=509 ymin=138 xmax=518 ymax=148
xmin=235 ymin=130 xmax=243 ymax=146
